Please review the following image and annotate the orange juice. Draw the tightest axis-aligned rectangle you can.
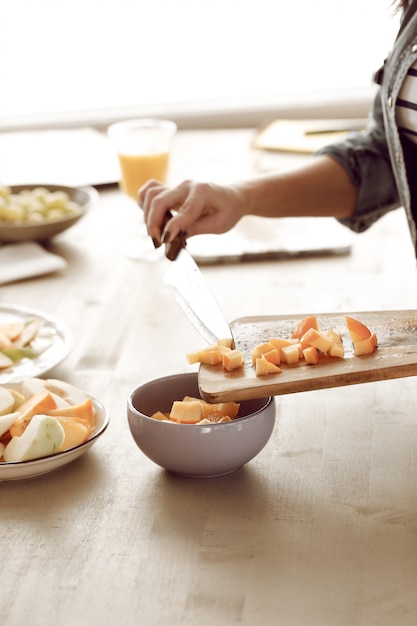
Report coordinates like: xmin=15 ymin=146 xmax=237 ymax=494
xmin=117 ymin=151 xmax=170 ymax=199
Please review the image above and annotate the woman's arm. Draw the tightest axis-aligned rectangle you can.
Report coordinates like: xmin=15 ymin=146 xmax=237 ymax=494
xmin=139 ymin=154 xmax=357 ymax=246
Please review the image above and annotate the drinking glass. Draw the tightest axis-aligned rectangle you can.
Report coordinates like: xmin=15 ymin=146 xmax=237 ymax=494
xmin=107 ymin=118 xmax=177 ymax=260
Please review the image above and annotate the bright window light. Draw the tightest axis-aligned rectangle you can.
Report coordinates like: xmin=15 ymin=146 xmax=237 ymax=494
xmin=0 ymin=0 xmax=400 ymax=126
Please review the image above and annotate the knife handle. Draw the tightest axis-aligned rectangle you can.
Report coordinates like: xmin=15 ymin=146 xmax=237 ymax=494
xmin=161 ymin=211 xmax=187 ymax=261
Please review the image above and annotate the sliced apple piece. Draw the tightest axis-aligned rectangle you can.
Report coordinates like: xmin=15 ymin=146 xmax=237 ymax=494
xmin=255 ymin=358 xmax=282 ymax=377
xmin=0 ymin=321 xmax=24 ymax=341
xmin=44 ymin=379 xmax=90 ymax=406
xmin=5 ymin=387 xmax=26 ymax=409
xmin=0 ymin=331 xmax=13 ymax=350
xmin=4 ymin=414 xmax=65 ymax=462
xmin=345 ymin=316 xmax=372 ymax=342
xmin=0 ymin=387 xmax=16 ymax=416
xmin=0 ymin=412 xmax=20 ymax=438
xmin=0 ymin=352 xmax=14 ymax=369
xmin=14 ymin=318 xmax=40 ymax=347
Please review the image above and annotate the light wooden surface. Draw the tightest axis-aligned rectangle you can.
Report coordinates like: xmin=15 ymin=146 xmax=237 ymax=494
xmin=1 ymin=128 xmax=417 ymax=626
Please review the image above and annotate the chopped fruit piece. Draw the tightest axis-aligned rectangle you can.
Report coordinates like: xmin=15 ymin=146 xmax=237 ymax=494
xmin=217 ymin=338 xmax=234 ymax=349
xmin=269 ymin=338 xmax=293 ymax=349
xmin=345 ymin=316 xmax=372 ymax=342
xmin=201 ymin=401 xmax=240 ymax=420
xmin=46 ymin=397 xmax=95 ymax=431
xmin=0 ymin=412 xmax=20 ymax=438
xmin=328 ymin=342 xmax=345 ymax=358
xmin=250 ymin=346 xmax=263 ymax=365
xmin=0 ymin=353 xmax=14 ymax=369
xmin=53 ymin=417 xmax=90 ymax=450
xmin=291 ymin=315 xmax=319 ymax=339
xmin=303 ymin=345 xmax=319 ymax=364
xmin=3 ymin=415 xmax=65 ymax=462
xmin=0 ymin=331 xmax=13 ymax=350
xmin=10 ymin=390 xmax=58 ymax=437
xmin=301 ymin=328 xmax=332 ymax=353
xmin=14 ymin=319 xmax=40 ymax=348
xmin=326 ymin=329 xmax=345 ymax=358
xmin=263 ymin=348 xmax=281 ymax=365
xmin=170 ymin=400 xmax=204 ymax=424
xmin=0 ymin=321 xmax=24 ymax=341
xmin=353 ymin=334 xmax=378 ymax=356
xmin=281 ymin=344 xmax=301 ymax=364
xmin=255 ymin=358 xmax=282 ymax=376
xmin=197 ymin=349 xmax=222 ymax=366
xmin=185 ymin=350 xmax=203 ymax=365
xmin=254 ymin=342 xmax=275 ymax=355
xmin=0 ymin=387 xmax=15 ymax=416
xmin=222 ymin=349 xmax=244 ymax=371
xmin=150 ymin=411 xmax=170 ymax=421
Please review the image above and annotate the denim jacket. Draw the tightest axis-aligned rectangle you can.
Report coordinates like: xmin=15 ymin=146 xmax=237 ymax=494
xmin=318 ymin=8 xmax=417 ymax=251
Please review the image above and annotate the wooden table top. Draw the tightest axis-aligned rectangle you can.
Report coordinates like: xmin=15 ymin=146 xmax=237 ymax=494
xmin=1 ymin=128 xmax=417 ymax=626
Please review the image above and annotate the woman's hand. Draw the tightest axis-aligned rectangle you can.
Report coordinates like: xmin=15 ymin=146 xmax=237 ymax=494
xmin=138 ymin=179 xmax=247 ymax=247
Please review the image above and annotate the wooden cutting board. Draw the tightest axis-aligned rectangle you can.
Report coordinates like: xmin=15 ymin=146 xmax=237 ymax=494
xmin=198 ymin=310 xmax=417 ymax=402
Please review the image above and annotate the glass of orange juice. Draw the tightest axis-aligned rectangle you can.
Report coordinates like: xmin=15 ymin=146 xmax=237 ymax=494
xmin=108 ymin=118 xmax=177 ymax=199
xmin=107 ymin=118 xmax=177 ymax=259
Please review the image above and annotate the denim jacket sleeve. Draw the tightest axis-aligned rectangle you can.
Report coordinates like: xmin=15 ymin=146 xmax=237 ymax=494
xmin=316 ymin=89 xmax=401 ymax=234
xmin=316 ymin=7 xmax=417 ymax=239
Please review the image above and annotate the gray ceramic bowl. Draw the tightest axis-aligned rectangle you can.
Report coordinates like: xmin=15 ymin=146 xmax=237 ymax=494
xmin=127 ymin=372 xmax=276 ymax=478
xmin=0 ymin=184 xmax=97 ymax=242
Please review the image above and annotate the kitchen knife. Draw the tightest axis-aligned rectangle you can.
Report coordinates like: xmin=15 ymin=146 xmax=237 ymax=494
xmin=162 ymin=213 xmax=234 ymax=347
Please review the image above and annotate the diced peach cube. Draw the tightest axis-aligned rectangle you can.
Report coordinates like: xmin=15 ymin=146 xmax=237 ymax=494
xmin=345 ymin=316 xmax=372 ymax=342
xmin=353 ymin=334 xmax=377 ymax=356
xmin=255 ymin=358 xmax=282 ymax=377
xmin=263 ymin=347 xmax=281 ymax=365
xmin=303 ymin=345 xmax=319 ymax=365
xmin=268 ymin=338 xmax=293 ymax=349
xmin=222 ymin=349 xmax=244 ymax=371
xmin=301 ymin=328 xmax=332 ymax=353
xmin=291 ymin=315 xmax=319 ymax=339
xmin=198 ymin=349 xmax=223 ymax=366
xmin=281 ymin=344 xmax=301 ymax=364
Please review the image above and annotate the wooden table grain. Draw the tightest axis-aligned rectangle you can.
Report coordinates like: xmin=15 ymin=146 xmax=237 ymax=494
xmin=1 ymin=128 xmax=417 ymax=626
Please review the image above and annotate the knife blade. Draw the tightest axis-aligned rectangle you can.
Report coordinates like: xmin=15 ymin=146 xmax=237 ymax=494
xmin=162 ymin=214 xmax=234 ymax=347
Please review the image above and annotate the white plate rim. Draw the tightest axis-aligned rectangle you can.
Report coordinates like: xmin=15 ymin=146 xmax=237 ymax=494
xmin=0 ymin=396 xmax=109 ymax=481
xmin=0 ymin=302 xmax=73 ymax=384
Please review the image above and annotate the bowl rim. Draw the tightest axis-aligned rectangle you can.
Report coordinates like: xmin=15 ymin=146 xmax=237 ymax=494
xmin=127 ymin=372 xmax=274 ymax=428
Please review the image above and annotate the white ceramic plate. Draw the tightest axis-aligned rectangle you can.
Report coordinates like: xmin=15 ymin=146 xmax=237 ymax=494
xmin=0 ymin=303 xmax=73 ymax=384
xmin=0 ymin=396 xmax=109 ymax=481
xmin=0 ymin=184 xmax=97 ymax=243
